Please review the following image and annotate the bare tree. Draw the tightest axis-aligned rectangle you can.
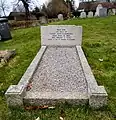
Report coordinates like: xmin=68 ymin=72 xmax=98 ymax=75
xmin=12 ymin=3 xmax=25 ymax=12
xmin=0 ymin=0 xmax=9 ymax=16
xmin=20 ymin=0 xmax=30 ymax=20
xmin=13 ymin=0 xmax=30 ymax=20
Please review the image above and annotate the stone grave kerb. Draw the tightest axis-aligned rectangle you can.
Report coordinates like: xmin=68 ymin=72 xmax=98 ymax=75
xmin=5 ymin=25 xmax=107 ymax=108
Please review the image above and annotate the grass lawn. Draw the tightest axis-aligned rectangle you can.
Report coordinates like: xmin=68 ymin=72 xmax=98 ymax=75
xmin=0 ymin=16 xmax=116 ymax=120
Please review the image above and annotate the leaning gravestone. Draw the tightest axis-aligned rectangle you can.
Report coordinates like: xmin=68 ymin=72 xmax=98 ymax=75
xmin=5 ymin=25 xmax=108 ymax=108
xmin=87 ymin=11 xmax=93 ymax=18
xmin=80 ymin=12 xmax=86 ymax=18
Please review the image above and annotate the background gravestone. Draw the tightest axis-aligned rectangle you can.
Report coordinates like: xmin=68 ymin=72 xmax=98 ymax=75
xmin=58 ymin=14 xmax=64 ymax=20
xmin=99 ymin=8 xmax=107 ymax=17
xmin=87 ymin=11 xmax=93 ymax=18
xmin=95 ymin=4 xmax=103 ymax=17
xmin=0 ymin=18 xmax=12 ymax=41
xmin=80 ymin=12 xmax=86 ymax=18
xmin=112 ymin=9 xmax=116 ymax=15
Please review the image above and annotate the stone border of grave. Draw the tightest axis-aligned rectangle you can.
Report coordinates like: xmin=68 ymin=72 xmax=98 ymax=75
xmin=76 ymin=46 xmax=108 ymax=108
xmin=5 ymin=46 xmax=47 ymax=106
xmin=5 ymin=25 xmax=108 ymax=108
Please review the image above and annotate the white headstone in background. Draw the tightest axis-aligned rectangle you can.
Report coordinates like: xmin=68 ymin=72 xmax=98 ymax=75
xmin=99 ymin=8 xmax=107 ymax=17
xmin=80 ymin=12 xmax=86 ymax=18
xmin=41 ymin=25 xmax=82 ymax=46
xmin=112 ymin=9 xmax=116 ymax=15
xmin=87 ymin=11 xmax=93 ymax=18
xmin=95 ymin=4 xmax=103 ymax=17
xmin=58 ymin=14 xmax=64 ymax=20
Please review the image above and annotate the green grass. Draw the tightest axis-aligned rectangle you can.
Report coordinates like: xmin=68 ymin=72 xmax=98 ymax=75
xmin=0 ymin=16 xmax=116 ymax=120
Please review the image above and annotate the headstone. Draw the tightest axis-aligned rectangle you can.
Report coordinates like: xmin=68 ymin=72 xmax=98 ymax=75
xmin=80 ymin=12 xmax=86 ymax=18
xmin=41 ymin=25 xmax=82 ymax=46
xmin=95 ymin=4 xmax=107 ymax=17
xmin=95 ymin=4 xmax=103 ymax=17
xmin=40 ymin=16 xmax=48 ymax=24
xmin=112 ymin=9 xmax=116 ymax=15
xmin=87 ymin=11 xmax=93 ymax=18
xmin=99 ymin=8 xmax=107 ymax=17
xmin=58 ymin=14 xmax=64 ymax=20
xmin=108 ymin=9 xmax=114 ymax=16
xmin=0 ymin=18 xmax=12 ymax=40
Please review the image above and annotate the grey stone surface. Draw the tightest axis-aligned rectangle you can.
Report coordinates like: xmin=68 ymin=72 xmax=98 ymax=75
xmin=89 ymin=86 xmax=108 ymax=108
xmin=80 ymin=12 xmax=86 ymax=18
xmin=99 ymin=8 xmax=107 ymax=17
xmin=18 ymin=46 xmax=47 ymax=87
xmin=41 ymin=25 xmax=82 ymax=46
xmin=76 ymin=46 xmax=108 ymax=108
xmin=5 ymin=85 xmax=25 ymax=106
xmin=25 ymin=46 xmax=88 ymax=105
xmin=95 ymin=4 xmax=107 ymax=17
xmin=26 ymin=46 xmax=87 ymax=93
xmin=24 ymin=92 xmax=88 ymax=106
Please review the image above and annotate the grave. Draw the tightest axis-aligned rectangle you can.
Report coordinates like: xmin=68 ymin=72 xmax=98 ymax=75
xmin=95 ymin=4 xmax=107 ymax=17
xmin=80 ymin=12 xmax=86 ymax=18
xmin=5 ymin=25 xmax=108 ymax=108
xmin=99 ymin=8 xmax=107 ymax=17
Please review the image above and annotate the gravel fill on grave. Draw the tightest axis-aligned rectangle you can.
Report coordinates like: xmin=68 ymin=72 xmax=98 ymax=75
xmin=26 ymin=46 xmax=88 ymax=97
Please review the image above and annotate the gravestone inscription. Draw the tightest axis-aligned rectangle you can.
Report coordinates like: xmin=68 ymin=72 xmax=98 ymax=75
xmin=48 ymin=28 xmax=75 ymax=41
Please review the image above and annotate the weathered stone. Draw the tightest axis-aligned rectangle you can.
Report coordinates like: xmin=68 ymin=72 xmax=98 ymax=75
xmin=87 ymin=11 xmax=93 ymax=18
xmin=41 ymin=25 xmax=82 ymax=46
xmin=58 ymin=14 xmax=64 ymax=20
xmin=95 ymin=4 xmax=107 ymax=17
xmin=80 ymin=12 xmax=86 ymax=18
